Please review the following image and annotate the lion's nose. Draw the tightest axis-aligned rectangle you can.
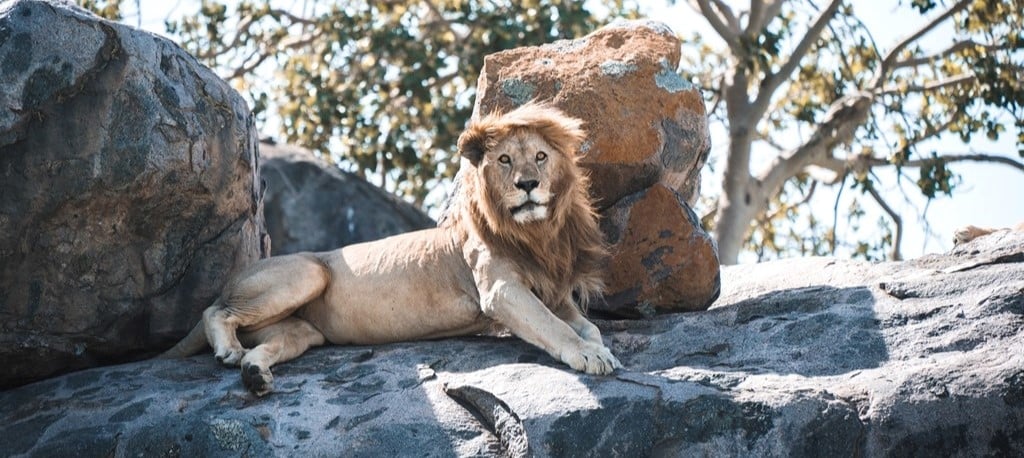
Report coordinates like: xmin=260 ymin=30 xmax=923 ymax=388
xmin=514 ymin=180 xmax=539 ymax=192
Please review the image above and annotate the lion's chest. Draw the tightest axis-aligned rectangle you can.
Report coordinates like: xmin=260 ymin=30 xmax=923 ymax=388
xmin=521 ymin=265 xmax=577 ymax=308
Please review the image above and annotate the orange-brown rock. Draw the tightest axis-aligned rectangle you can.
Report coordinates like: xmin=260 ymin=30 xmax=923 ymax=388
xmin=596 ymin=185 xmax=720 ymax=317
xmin=472 ymin=20 xmax=720 ymax=315
xmin=473 ymin=19 xmax=711 ymax=209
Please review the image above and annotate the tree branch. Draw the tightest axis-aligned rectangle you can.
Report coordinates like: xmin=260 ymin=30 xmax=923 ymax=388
xmin=873 ymin=0 xmax=971 ymax=88
xmin=825 ymin=152 xmax=1024 ymax=176
xmin=898 ymin=153 xmax=1024 ymax=173
xmin=880 ymin=73 xmax=977 ymax=95
xmin=747 ymin=0 xmax=783 ymax=36
xmin=691 ymin=0 xmax=740 ymax=44
xmin=750 ymin=0 xmax=843 ymax=120
xmin=830 ymin=173 xmax=846 ymax=254
xmin=269 ymin=8 xmax=318 ymax=26
xmin=764 ymin=180 xmax=817 ymax=222
xmin=748 ymin=0 xmax=765 ymax=34
xmin=193 ymin=14 xmax=257 ymax=60
xmin=759 ymin=91 xmax=874 ymax=197
xmin=709 ymin=0 xmax=740 ymax=31
xmin=900 ymin=106 xmax=964 ymax=152
xmin=893 ymin=39 xmax=1017 ymax=69
xmin=864 ymin=184 xmax=904 ymax=261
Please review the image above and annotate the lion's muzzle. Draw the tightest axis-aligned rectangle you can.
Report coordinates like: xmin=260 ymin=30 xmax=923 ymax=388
xmin=510 ymin=191 xmax=551 ymax=223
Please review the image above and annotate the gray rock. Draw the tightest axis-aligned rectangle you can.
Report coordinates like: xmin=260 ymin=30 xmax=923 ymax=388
xmin=259 ymin=140 xmax=435 ymax=255
xmin=0 ymin=0 xmax=266 ymax=388
xmin=3 ymin=231 xmax=1022 ymax=456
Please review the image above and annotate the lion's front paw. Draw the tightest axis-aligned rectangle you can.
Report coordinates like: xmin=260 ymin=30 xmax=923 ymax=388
xmin=214 ymin=346 xmax=247 ymax=366
xmin=561 ymin=342 xmax=622 ymax=375
xmin=241 ymin=363 xmax=274 ymax=397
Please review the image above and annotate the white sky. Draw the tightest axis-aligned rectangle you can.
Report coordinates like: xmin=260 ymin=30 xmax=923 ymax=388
xmin=126 ymin=0 xmax=1024 ymax=262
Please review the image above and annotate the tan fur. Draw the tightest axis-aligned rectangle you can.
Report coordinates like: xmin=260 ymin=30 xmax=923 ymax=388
xmin=161 ymin=103 xmax=620 ymax=396
xmin=953 ymin=222 xmax=1024 ymax=245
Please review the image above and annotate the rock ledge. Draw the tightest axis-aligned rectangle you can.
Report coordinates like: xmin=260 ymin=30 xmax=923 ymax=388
xmin=2 ymin=232 xmax=1022 ymax=456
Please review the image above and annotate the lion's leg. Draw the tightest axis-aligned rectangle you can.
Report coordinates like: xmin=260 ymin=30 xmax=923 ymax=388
xmin=482 ymin=282 xmax=622 ymax=375
xmin=203 ymin=301 xmax=244 ymax=365
xmin=552 ymin=302 xmax=604 ymax=346
xmin=237 ymin=317 xmax=325 ymax=396
xmin=563 ymin=310 xmax=604 ymax=346
xmin=205 ymin=254 xmax=330 ymax=366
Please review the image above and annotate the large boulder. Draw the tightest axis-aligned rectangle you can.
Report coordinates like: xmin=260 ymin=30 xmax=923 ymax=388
xmin=259 ymin=140 xmax=435 ymax=255
xmin=599 ymin=184 xmax=720 ymax=315
xmin=3 ymin=231 xmax=1022 ymax=456
xmin=0 ymin=0 xmax=266 ymax=388
xmin=472 ymin=20 xmax=719 ymax=315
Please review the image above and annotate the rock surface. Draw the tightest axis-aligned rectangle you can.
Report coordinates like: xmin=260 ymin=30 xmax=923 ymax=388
xmin=0 ymin=0 xmax=266 ymax=388
xmin=259 ymin=140 xmax=435 ymax=255
xmin=4 ymin=231 xmax=1022 ymax=456
xmin=472 ymin=19 xmax=719 ymax=315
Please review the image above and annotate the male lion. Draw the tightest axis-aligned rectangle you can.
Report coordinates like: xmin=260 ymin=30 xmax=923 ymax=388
xmin=162 ymin=103 xmax=621 ymax=396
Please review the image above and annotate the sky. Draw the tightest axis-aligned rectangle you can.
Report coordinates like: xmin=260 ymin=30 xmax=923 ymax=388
xmin=125 ymin=0 xmax=1023 ymax=262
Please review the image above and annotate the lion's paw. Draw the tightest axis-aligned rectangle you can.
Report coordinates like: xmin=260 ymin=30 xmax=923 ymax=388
xmin=242 ymin=363 xmax=274 ymax=397
xmin=561 ymin=342 xmax=622 ymax=375
xmin=214 ymin=346 xmax=247 ymax=366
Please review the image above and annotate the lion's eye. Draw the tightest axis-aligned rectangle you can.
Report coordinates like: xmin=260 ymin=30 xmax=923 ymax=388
xmin=498 ymin=155 xmax=511 ymax=164
xmin=536 ymin=151 xmax=547 ymax=162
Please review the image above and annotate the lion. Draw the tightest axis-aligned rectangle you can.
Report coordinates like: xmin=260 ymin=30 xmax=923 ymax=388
xmin=161 ymin=103 xmax=621 ymax=396
xmin=953 ymin=222 xmax=1024 ymax=245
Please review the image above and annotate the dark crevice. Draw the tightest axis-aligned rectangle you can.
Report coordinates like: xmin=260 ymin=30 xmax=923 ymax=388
xmin=443 ymin=383 xmax=530 ymax=458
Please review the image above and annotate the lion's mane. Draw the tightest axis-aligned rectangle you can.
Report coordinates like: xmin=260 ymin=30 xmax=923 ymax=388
xmin=443 ymin=103 xmax=607 ymax=310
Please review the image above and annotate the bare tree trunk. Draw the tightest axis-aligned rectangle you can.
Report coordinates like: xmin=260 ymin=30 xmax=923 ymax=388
xmin=715 ymin=124 xmax=760 ymax=265
xmin=712 ymin=61 xmax=761 ymax=265
xmin=715 ymin=91 xmax=874 ymax=264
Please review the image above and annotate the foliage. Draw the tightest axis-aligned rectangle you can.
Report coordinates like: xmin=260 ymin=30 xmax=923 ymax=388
xmin=78 ymin=0 xmax=123 ymax=20
xmin=681 ymin=0 xmax=1024 ymax=263
xmin=77 ymin=0 xmax=1023 ymax=262
xmin=152 ymin=0 xmax=630 ymax=206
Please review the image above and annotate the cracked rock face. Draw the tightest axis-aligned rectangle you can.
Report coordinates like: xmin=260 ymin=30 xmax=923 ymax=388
xmin=259 ymin=141 xmax=435 ymax=255
xmin=471 ymin=19 xmax=719 ymax=315
xmin=0 ymin=0 xmax=266 ymax=388
xmin=3 ymin=231 xmax=1021 ymax=456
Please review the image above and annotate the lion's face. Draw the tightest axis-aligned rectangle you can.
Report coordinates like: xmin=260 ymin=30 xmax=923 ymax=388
xmin=451 ymin=103 xmax=606 ymax=307
xmin=456 ymin=103 xmax=588 ymax=233
xmin=481 ymin=131 xmax=564 ymax=224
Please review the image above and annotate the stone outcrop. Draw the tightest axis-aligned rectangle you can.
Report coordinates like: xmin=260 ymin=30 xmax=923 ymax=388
xmin=472 ymin=20 xmax=719 ymax=315
xmin=259 ymin=140 xmax=435 ymax=255
xmin=0 ymin=0 xmax=266 ymax=388
xmin=598 ymin=184 xmax=720 ymax=315
xmin=3 ymin=231 xmax=1021 ymax=456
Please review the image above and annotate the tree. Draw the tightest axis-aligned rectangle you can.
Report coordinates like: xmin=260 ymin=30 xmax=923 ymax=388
xmin=82 ymin=0 xmax=1022 ymax=263
xmin=155 ymin=0 xmax=632 ymax=207
xmin=680 ymin=0 xmax=1023 ymax=263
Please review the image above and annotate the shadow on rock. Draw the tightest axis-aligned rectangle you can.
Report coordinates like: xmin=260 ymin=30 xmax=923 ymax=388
xmin=614 ymin=285 xmax=888 ymax=377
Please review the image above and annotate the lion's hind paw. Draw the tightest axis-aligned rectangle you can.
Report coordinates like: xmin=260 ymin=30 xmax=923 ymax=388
xmin=242 ymin=363 xmax=274 ymax=397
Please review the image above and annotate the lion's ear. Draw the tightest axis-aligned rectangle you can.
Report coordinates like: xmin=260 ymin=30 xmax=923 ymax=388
xmin=458 ymin=124 xmax=488 ymax=166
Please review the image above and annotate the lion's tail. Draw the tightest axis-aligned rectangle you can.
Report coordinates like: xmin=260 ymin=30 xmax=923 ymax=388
xmin=157 ymin=320 xmax=209 ymax=359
